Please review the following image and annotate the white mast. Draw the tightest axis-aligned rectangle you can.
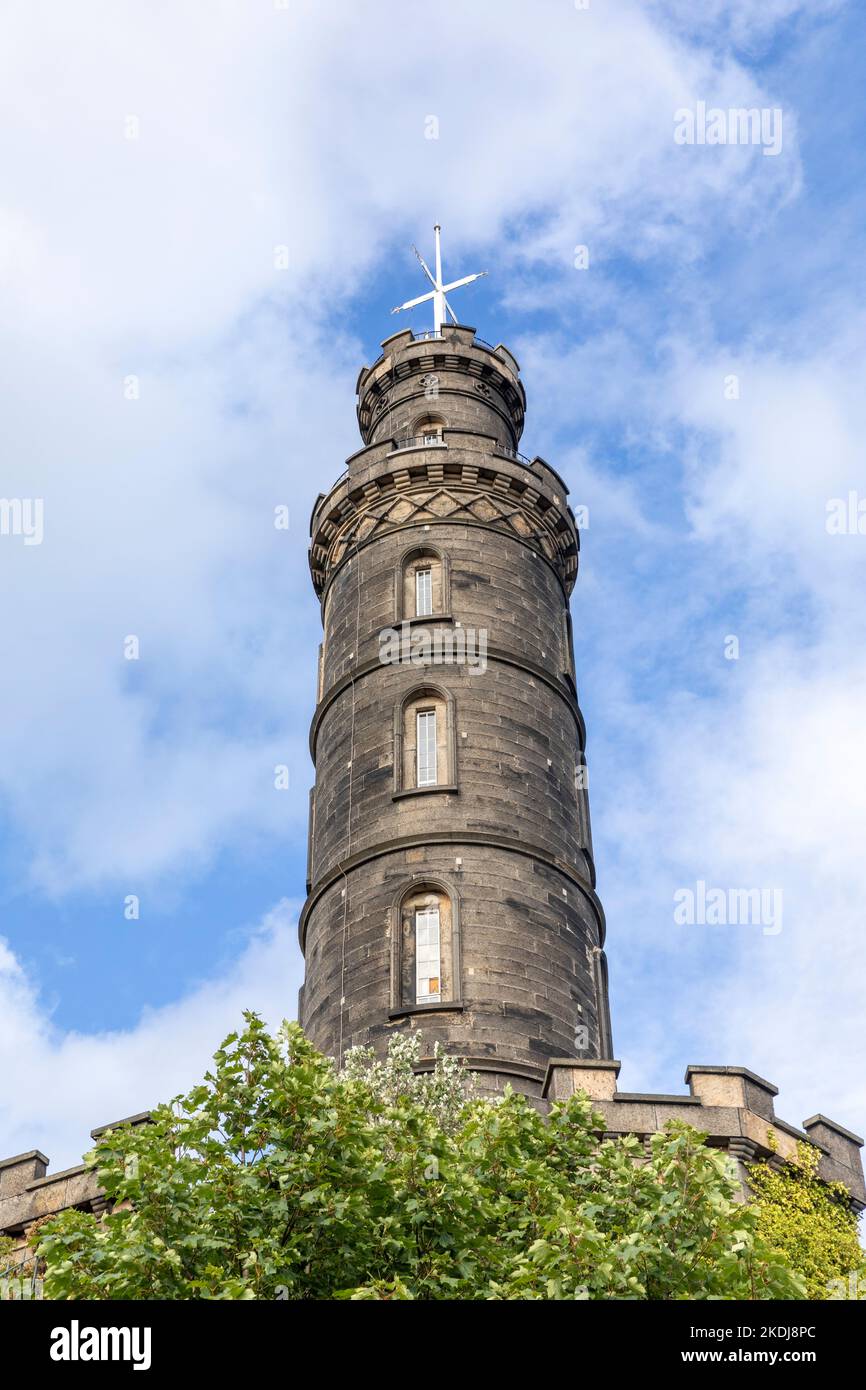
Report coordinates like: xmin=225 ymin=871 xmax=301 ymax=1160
xmin=392 ymin=223 xmax=487 ymax=335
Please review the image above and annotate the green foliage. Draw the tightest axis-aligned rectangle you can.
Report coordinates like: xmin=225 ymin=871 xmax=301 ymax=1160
xmin=37 ymin=1014 xmax=808 ymax=1300
xmin=749 ymin=1138 xmax=865 ymax=1300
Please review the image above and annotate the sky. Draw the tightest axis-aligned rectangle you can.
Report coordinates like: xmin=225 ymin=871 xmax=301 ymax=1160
xmin=1 ymin=0 xmax=865 ymax=1170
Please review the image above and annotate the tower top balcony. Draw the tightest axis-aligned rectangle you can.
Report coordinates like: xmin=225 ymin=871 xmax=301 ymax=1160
xmin=356 ymin=324 xmax=526 ymax=452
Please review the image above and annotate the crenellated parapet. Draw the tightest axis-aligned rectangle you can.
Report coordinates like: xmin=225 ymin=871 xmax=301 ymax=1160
xmin=3 ymin=1067 xmax=861 ymax=1264
xmin=543 ymin=1061 xmax=866 ymax=1209
xmin=356 ymin=325 xmax=526 ymax=448
xmin=0 ymin=1113 xmax=151 ymax=1254
xmin=309 ymin=440 xmax=579 ymax=603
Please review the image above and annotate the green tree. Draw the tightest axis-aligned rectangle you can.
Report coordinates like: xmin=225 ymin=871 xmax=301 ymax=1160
xmin=749 ymin=1138 xmax=865 ymax=1300
xmin=37 ymin=1014 xmax=808 ymax=1300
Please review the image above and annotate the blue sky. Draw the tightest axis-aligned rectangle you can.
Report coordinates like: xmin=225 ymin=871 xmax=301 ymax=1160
xmin=1 ymin=0 xmax=865 ymax=1168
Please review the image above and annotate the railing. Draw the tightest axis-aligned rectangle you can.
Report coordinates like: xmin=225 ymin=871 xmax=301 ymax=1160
xmin=1 ymin=1247 xmax=42 ymax=1300
xmin=366 ymin=330 xmax=510 ymax=376
xmin=495 ymin=444 xmax=534 ymax=466
xmin=408 ymin=330 xmax=497 ymax=350
xmin=391 ymin=435 xmax=447 ymax=453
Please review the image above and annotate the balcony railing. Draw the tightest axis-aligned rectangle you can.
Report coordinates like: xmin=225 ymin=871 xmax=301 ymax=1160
xmin=408 ymin=330 xmax=497 ymax=350
xmin=391 ymin=435 xmax=447 ymax=453
xmin=495 ymin=444 xmax=534 ymax=466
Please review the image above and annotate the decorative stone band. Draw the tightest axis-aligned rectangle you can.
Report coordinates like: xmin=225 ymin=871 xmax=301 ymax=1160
xmin=298 ymin=829 xmax=607 ymax=955
xmin=309 ymin=447 xmax=579 ymax=599
xmin=414 ymin=1054 xmax=548 ymax=1087
xmin=542 ymin=1060 xmax=866 ymax=1209
xmin=309 ymin=646 xmax=588 ymax=763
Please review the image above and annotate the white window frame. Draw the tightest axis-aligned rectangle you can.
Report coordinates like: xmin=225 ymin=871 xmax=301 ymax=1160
xmin=415 ymin=905 xmax=441 ymax=1003
xmin=415 ymin=567 xmax=433 ymax=617
xmin=416 ymin=708 xmax=438 ymax=787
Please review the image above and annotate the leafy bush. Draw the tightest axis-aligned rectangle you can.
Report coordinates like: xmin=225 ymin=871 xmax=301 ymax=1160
xmin=749 ymin=1139 xmax=865 ymax=1300
xmin=36 ymin=1014 xmax=811 ymax=1300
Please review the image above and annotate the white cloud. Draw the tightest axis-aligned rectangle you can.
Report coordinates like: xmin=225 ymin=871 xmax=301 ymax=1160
xmin=0 ymin=0 xmax=803 ymax=891
xmin=0 ymin=900 xmax=303 ymax=1170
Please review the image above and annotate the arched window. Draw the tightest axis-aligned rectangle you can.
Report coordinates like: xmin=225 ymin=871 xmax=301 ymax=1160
xmin=574 ymin=754 xmax=593 ymax=856
xmin=316 ymin=642 xmax=326 ymax=703
xmin=306 ymin=787 xmax=315 ymax=894
xmin=390 ymin=881 xmax=463 ymax=1015
xmin=394 ymin=685 xmax=457 ymax=797
xmin=593 ymin=947 xmax=614 ymax=1058
xmin=319 ymin=588 xmax=333 ymax=700
xmin=398 ymin=546 xmax=450 ymax=621
xmin=412 ymin=413 xmax=445 ymax=445
xmin=563 ymin=609 xmax=576 ymax=685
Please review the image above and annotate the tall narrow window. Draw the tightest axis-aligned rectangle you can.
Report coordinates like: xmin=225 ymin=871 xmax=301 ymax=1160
xmin=415 ymin=567 xmax=433 ymax=617
xmin=415 ymin=905 xmax=441 ymax=1002
xmin=416 ymin=709 xmax=438 ymax=786
xmin=396 ymin=688 xmax=453 ymax=795
xmin=400 ymin=548 xmax=447 ymax=621
xmin=393 ymin=885 xmax=460 ymax=1013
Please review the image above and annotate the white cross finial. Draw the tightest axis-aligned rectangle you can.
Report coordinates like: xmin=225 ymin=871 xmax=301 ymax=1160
xmin=392 ymin=224 xmax=487 ymax=335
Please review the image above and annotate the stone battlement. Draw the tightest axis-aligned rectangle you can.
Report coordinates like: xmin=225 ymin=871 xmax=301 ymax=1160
xmin=0 ymin=1112 xmax=151 ymax=1251
xmin=2 ymin=1067 xmax=861 ymax=1258
xmin=544 ymin=1061 xmax=866 ymax=1208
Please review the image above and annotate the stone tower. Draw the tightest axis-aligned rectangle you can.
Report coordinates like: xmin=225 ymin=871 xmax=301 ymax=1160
xmin=300 ymin=322 xmax=613 ymax=1098
xmin=3 ymin=325 xmax=865 ymax=1249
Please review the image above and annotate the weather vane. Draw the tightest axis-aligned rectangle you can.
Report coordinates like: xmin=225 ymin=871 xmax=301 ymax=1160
xmin=392 ymin=224 xmax=487 ymax=335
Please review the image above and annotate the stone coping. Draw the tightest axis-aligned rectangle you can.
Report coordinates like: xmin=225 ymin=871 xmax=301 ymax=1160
xmin=0 ymin=1111 xmax=154 ymax=1239
xmin=803 ymin=1113 xmax=865 ymax=1147
xmin=90 ymin=1111 xmax=152 ymax=1140
xmin=615 ymin=1092 xmax=702 ymax=1106
xmin=0 ymin=1149 xmax=49 ymax=1172
xmin=684 ymin=1064 xmax=779 ymax=1095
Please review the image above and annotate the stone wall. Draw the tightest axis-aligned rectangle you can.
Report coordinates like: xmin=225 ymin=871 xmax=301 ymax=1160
xmin=0 ymin=1113 xmax=150 ymax=1253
